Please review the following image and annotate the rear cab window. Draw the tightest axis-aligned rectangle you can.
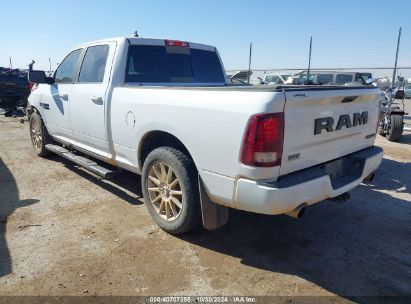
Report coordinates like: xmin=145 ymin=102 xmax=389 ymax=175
xmin=125 ymin=43 xmax=226 ymax=84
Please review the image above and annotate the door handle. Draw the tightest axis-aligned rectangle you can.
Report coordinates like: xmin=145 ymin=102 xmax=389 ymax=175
xmin=90 ymin=96 xmax=103 ymax=105
xmin=60 ymin=94 xmax=69 ymax=101
xmin=53 ymin=93 xmax=68 ymax=101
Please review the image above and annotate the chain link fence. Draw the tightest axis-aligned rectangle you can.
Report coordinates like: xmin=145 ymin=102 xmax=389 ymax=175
xmin=226 ymin=67 xmax=411 ymax=89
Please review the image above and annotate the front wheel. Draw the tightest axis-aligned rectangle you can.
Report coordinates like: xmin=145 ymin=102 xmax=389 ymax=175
xmin=141 ymin=147 xmax=201 ymax=234
xmin=386 ymin=114 xmax=404 ymax=142
xmin=29 ymin=112 xmax=52 ymax=157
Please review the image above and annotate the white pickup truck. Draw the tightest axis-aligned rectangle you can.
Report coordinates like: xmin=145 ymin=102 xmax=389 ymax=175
xmin=27 ymin=36 xmax=383 ymax=234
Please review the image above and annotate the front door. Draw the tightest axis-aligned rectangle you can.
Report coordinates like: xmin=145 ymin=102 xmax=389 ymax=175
xmin=69 ymin=43 xmax=116 ymax=157
xmin=42 ymin=49 xmax=82 ymax=140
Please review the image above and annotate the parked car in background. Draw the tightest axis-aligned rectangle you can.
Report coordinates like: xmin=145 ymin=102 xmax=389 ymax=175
xmin=294 ymin=71 xmax=334 ymax=85
xmin=0 ymin=67 xmax=32 ymax=106
xmin=226 ymin=70 xmax=252 ymax=86
xmin=260 ymin=73 xmax=290 ymax=85
xmin=404 ymin=84 xmax=411 ymax=98
xmin=378 ymin=86 xmax=406 ymax=141
xmin=294 ymin=71 xmax=372 ymax=85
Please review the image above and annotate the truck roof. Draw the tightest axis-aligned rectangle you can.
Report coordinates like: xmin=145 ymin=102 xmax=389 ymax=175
xmin=74 ymin=37 xmax=216 ymax=52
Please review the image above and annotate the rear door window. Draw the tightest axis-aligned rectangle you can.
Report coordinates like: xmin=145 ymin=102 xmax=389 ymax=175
xmin=55 ymin=49 xmax=82 ymax=83
xmin=125 ymin=45 xmax=225 ymax=83
xmin=79 ymin=45 xmax=109 ymax=83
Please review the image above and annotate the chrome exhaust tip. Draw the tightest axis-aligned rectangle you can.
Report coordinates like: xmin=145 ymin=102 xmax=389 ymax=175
xmin=363 ymin=172 xmax=376 ymax=182
xmin=285 ymin=204 xmax=306 ymax=219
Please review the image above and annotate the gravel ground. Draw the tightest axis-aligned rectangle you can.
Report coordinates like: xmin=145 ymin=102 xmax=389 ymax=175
xmin=0 ymin=115 xmax=410 ymax=303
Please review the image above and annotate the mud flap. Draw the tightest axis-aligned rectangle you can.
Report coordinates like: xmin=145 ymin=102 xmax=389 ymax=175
xmin=198 ymin=175 xmax=229 ymax=230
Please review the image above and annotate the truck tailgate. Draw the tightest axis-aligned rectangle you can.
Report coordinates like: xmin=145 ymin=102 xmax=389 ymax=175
xmin=280 ymin=87 xmax=379 ymax=176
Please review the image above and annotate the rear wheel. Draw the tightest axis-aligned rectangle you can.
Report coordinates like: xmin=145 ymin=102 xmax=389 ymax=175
xmin=141 ymin=147 xmax=201 ymax=234
xmin=29 ymin=112 xmax=51 ymax=157
xmin=386 ymin=114 xmax=404 ymax=142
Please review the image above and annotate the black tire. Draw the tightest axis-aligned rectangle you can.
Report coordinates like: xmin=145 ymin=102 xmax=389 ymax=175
xmin=141 ymin=147 xmax=201 ymax=235
xmin=386 ymin=114 xmax=404 ymax=142
xmin=29 ymin=112 xmax=52 ymax=157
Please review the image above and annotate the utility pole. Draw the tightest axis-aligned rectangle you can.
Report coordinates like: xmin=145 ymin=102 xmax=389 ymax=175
xmin=247 ymin=42 xmax=252 ymax=84
xmin=49 ymin=58 xmax=52 ymax=73
xmin=9 ymin=57 xmax=12 ymax=69
xmin=391 ymin=27 xmax=402 ymax=99
xmin=307 ymin=36 xmax=312 ymax=80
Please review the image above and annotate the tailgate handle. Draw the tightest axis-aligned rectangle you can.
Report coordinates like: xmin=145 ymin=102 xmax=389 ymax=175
xmin=341 ymin=96 xmax=358 ymax=103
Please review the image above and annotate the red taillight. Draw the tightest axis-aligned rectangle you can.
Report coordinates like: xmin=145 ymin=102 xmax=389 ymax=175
xmin=27 ymin=82 xmax=34 ymax=91
xmin=165 ymin=40 xmax=189 ymax=47
xmin=240 ymin=113 xmax=284 ymax=167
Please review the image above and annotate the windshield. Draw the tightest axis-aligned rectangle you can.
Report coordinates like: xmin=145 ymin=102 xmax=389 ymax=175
xmin=125 ymin=45 xmax=225 ymax=84
xmin=355 ymin=73 xmax=372 ymax=83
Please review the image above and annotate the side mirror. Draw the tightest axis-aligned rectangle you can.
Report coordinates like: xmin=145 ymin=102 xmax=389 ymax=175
xmin=395 ymin=89 xmax=405 ymax=99
xmin=28 ymin=70 xmax=54 ymax=84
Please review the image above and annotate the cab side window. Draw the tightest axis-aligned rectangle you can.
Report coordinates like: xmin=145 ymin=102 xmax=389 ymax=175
xmin=79 ymin=45 xmax=109 ymax=83
xmin=55 ymin=49 xmax=82 ymax=83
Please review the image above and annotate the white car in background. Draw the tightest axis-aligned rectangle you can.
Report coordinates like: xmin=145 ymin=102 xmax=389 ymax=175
xmin=260 ymin=73 xmax=290 ymax=85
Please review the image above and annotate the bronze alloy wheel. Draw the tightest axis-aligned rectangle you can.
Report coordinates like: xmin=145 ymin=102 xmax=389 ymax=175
xmin=147 ymin=161 xmax=184 ymax=221
xmin=30 ymin=115 xmax=43 ymax=151
xmin=142 ymin=147 xmax=201 ymax=234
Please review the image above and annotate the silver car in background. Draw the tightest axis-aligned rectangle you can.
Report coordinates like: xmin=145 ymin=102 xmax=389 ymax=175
xmin=404 ymin=84 xmax=411 ymax=98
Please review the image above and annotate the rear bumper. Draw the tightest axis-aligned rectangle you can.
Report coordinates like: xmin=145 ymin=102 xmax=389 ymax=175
xmin=234 ymin=146 xmax=383 ymax=215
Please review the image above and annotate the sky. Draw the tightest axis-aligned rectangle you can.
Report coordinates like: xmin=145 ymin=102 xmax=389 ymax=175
xmin=1 ymin=0 xmax=411 ymax=71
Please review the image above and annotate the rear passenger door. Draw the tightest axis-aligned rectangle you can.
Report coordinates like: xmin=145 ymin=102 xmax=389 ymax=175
xmin=69 ymin=42 xmax=116 ymax=157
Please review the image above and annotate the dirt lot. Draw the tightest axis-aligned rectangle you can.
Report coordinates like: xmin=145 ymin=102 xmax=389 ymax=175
xmin=0 ymin=115 xmax=410 ymax=303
